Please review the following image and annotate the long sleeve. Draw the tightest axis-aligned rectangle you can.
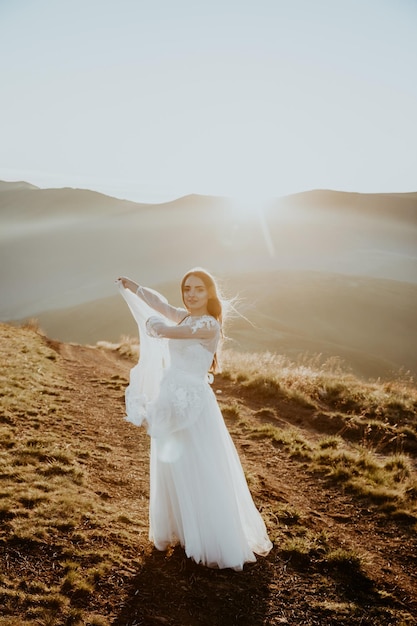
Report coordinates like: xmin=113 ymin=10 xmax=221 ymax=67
xmin=147 ymin=315 xmax=220 ymax=342
xmin=136 ymin=286 xmax=187 ymax=324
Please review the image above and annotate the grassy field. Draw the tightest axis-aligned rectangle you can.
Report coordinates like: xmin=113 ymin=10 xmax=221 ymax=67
xmin=0 ymin=322 xmax=416 ymax=625
xmin=221 ymin=350 xmax=417 ymax=520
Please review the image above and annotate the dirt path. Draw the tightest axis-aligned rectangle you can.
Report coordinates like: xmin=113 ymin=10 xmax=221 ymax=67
xmin=55 ymin=341 xmax=417 ymax=625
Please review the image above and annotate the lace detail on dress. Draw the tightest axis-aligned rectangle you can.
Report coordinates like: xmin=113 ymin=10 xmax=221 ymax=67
xmin=146 ymin=316 xmax=164 ymax=338
xmin=189 ymin=316 xmax=218 ymax=334
xmin=147 ymin=371 xmax=207 ymax=438
xmin=169 ymin=380 xmax=202 ymax=416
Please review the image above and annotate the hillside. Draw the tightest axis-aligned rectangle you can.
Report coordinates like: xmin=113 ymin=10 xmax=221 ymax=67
xmin=1 ymin=182 xmax=416 ymax=320
xmin=1 ymin=322 xmax=417 ymax=625
xmin=1 ymin=181 xmax=417 ymax=382
xmin=29 ymin=270 xmax=417 ymax=381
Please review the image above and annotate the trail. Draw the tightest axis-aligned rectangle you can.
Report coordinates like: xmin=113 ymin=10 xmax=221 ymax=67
xmin=49 ymin=340 xmax=417 ymax=624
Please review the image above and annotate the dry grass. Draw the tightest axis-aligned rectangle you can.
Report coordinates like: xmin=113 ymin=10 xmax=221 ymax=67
xmin=221 ymin=349 xmax=417 ymax=521
xmin=96 ymin=335 xmax=139 ymax=360
xmin=107 ymin=338 xmax=417 ymax=518
xmin=1 ymin=324 xmax=417 ymax=624
xmin=221 ymin=350 xmax=416 ymax=417
xmin=311 ymin=443 xmax=417 ymax=519
xmin=0 ymin=324 xmax=143 ymax=625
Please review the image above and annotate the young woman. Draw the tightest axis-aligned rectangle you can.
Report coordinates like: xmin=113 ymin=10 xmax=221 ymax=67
xmin=117 ymin=268 xmax=272 ymax=570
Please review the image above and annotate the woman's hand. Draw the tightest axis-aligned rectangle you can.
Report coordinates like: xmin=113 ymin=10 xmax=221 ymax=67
xmin=117 ymin=276 xmax=139 ymax=293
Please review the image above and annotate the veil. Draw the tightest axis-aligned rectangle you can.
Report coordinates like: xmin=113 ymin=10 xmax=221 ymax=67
xmin=117 ymin=282 xmax=169 ymax=427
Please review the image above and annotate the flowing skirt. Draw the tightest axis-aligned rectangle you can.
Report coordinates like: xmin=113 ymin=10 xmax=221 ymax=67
xmin=148 ymin=382 xmax=272 ymax=571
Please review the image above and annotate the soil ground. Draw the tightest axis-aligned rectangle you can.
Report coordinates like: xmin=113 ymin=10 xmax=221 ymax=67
xmin=1 ymin=330 xmax=417 ymax=625
xmin=58 ymin=341 xmax=417 ymax=625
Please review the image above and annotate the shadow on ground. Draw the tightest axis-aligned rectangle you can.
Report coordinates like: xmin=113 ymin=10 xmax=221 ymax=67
xmin=112 ymin=545 xmax=274 ymax=626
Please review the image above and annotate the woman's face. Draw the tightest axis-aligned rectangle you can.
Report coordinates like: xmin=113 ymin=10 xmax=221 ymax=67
xmin=182 ymin=275 xmax=209 ymax=316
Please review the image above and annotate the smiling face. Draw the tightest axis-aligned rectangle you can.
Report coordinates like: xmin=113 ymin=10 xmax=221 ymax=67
xmin=182 ymin=274 xmax=209 ymax=316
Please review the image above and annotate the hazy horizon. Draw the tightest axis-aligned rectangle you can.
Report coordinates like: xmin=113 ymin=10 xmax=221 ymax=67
xmin=1 ymin=177 xmax=417 ymax=208
xmin=1 ymin=183 xmax=416 ymax=380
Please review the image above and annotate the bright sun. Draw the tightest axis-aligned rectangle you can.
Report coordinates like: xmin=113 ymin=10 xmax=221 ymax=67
xmin=228 ymin=194 xmax=277 ymax=258
xmin=229 ymin=193 xmax=276 ymax=219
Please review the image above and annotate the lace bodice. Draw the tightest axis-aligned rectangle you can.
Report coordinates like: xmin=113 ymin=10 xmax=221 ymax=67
xmin=136 ymin=285 xmax=220 ymax=378
xmin=117 ymin=282 xmax=221 ymax=428
xmin=166 ymin=317 xmax=218 ymax=377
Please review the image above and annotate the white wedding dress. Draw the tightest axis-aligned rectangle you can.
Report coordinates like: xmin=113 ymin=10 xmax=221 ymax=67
xmin=118 ymin=283 xmax=272 ymax=570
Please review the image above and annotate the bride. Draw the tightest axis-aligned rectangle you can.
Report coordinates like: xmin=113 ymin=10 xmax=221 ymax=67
xmin=117 ymin=268 xmax=272 ymax=570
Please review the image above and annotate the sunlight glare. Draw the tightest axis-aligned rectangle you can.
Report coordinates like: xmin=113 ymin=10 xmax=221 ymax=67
xmin=229 ymin=193 xmax=275 ymax=220
xmin=229 ymin=193 xmax=276 ymax=258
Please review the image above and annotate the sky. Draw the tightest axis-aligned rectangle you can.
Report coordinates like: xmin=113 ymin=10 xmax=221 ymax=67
xmin=0 ymin=0 xmax=416 ymax=203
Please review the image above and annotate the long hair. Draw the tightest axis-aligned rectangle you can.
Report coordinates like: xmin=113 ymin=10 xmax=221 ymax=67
xmin=180 ymin=267 xmax=223 ymax=373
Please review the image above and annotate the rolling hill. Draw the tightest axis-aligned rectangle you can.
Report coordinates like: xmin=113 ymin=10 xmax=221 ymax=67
xmin=1 ymin=181 xmax=416 ymax=379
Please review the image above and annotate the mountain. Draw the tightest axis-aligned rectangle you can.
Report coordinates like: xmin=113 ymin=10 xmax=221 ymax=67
xmin=275 ymin=188 xmax=417 ymax=222
xmin=1 ymin=181 xmax=416 ymax=379
xmin=0 ymin=180 xmax=40 ymax=191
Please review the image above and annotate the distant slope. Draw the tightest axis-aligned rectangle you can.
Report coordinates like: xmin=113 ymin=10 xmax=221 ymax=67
xmin=0 ymin=180 xmax=147 ymax=220
xmin=1 ymin=182 xmax=416 ymax=317
xmin=275 ymin=189 xmax=417 ymax=222
xmin=1 ymin=182 xmax=416 ymax=378
xmin=0 ymin=180 xmax=40 ymax=192
xmin=22 ymin=270 xmax=417 ymax=380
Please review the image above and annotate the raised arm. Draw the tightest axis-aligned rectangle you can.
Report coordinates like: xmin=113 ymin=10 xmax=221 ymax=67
xmin=146 ymin=315 xmax=220 ymax=341
xmin=118 ymin=276 xmax=187 ymax=323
